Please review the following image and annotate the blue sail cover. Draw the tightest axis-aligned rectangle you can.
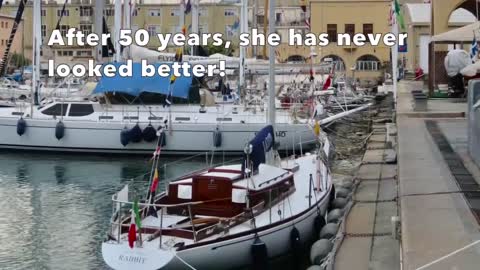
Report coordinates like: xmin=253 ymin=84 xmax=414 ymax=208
xmin=243 ymin=125 xmax=275 ymax=173
xmin=92 ymin=62 xmax=193 ymax=98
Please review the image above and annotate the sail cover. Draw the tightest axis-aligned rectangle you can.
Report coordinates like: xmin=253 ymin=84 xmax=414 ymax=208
xmin=92 ymin=62 xmax=193 ymax=98
xmin=243 ymin=125 xmax=275 ymax=173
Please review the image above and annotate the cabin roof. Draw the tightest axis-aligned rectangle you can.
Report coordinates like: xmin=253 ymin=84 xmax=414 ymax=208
xmin=235 ymin=164 xmax=291 ymax=190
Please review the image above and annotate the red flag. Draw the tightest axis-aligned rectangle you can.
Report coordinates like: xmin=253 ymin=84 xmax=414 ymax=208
xmin=305 ymin=17 xmax=311 ymax=29
xmin=150 ymin=168 xmax=159 ymax=193
xmin=322 ymin=76 xmax=332 ymax=90
xmin=127 ymin=212 xmax=136 ymax=248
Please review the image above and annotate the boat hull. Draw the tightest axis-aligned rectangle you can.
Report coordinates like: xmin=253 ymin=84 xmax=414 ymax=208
xmin=0 ymin=118 xmax=316 ymax=155
xmin=102 ymin=186 xmax=332 ymax=270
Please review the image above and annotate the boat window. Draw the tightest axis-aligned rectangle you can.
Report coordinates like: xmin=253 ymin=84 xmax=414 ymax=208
xmin=41 ymin=104 xmax=68 ymax=116
xmin=175 ymin=117 xmax=190 ymax=121
xmin=216 ymin=117 xmax=232 ymax=121
xmin=68 ymin=104 xmax=94 ymax=117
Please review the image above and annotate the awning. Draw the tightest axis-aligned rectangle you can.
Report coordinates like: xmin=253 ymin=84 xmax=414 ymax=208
xmin=431 ymin=21 xmax=480 ymax=43
xmin=92 ymin=62 xmax=193 ymax=98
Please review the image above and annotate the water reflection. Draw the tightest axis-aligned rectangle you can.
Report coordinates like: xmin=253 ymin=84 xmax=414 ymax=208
xmin=0 ymin=151 xmax=310 ymax=270
xmin=0 ymin=151 xmax=212 ymax=270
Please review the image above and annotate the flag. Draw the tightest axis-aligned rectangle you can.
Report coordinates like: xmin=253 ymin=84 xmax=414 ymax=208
xmin=128 ymin=198 xmax=141 ymax=249
xmin=0 ymin=0 xmax=4 ymax=10
xmin=150 ymin=168 xmax=159 ymax=193
xmin=130 ymin=0 xmax=136 ymax=16
xmin=147 ymin=168 xmax=160 ymax=217
xmin=389 ymin=4 xmax=394 ymax=26
xmin=185 ymin=0 xmax=192 ymax=14
xmin=174 ymin=47 xmax=183 ymax=62
xmin=309 ymin=68 xmax=314 ymax=82
xmin=322 ymin=75 xmax=332 ymax=90
xmin=305 ymin=17 xmax=311 ymax=29
xmin=232 ymin=18 xmax=240 ymax=31
xmin=471 ymin=36 xmax=478 ymax=62
xmin=314 ymin=121 xmax=320 ymax=136
xmin=393 ymin=0 xmax=405 ymax=31
xmin=182 ymin=25 xmax=187 ymax=35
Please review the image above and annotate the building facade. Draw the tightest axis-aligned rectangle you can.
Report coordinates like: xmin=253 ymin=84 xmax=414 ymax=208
xmin=0 ymin=0 xmax=312 ymax=64
xmin=0 ymin=14 xmax=24 ymax=68
xmin=404 ymin=3 xmax=475 ymax=73
xmin=310 ymin=0 xmax=392 ymax=81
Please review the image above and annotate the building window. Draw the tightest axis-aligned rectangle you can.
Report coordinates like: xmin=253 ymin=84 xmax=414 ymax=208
xmin=356 ymin=55 xmax=381 ymax=71
xmin=59 ymin=25 xmax=70 ymax=36
xmin=363 ymin=24 xmax=373 ymax=35
xmin=199 ymin=25 xmax=208 ymax=34
xmin=199 ymin=8 xmax=207 ymax=17
xmin=322 ymin=55 xmax=346 ymax=72
xmin=170 ymin=8 xmax=179 ymax=16
xmin=77 ymin=51 xmax=93 ymax=57
xmin=80 ymin=6 xmax=92 ymax=17
xmin=79 ymin=24 xmax=92 ymax=35
xmin=58 ymin=50 xmax=74 ymax=57
xmin=41 ymin=25 xmax=47 ymax=38
xmin=1 ymin=40 xmax=3 ymax=46
xmin=104 ymin=9 xmax=114 ymax=17
xmin=57 ymin=9 xmax=69 ymax=17
xmin=5 ymin=22 xmax=7 ymax=28
xmin=149 ymin=9 xmax=161 ymax=16
xmin=345 ymin=24 xmax=355 ymax=36
xmin=327 ymin=24 xmax=337 ymax=42
xmin=257 ymin=15 xmax=265 ymax=25
xmin=41 ymin=9 xmax=46 ymax=16
xmin=132 ymin=9 xmax=138 ymax=17
xmin=276 ymin=13 xmax=282 ymax=24
xmin=224 ymin=8 xmax=236 ymax=17
xmin=147 ymin=25 xmax=159 ymax=36
xmin=1 ymin=22 xmax=3 ymax=28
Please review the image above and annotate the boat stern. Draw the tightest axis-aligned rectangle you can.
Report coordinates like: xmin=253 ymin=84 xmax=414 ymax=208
xmin=102 ymin=241 xmax=175 ymax=270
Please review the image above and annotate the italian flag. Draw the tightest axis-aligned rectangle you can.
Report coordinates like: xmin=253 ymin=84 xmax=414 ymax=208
xmin=393 ymin=0 xmax=405 ymax=31
xmin=128 ymin=198 xmax=142 ymax=249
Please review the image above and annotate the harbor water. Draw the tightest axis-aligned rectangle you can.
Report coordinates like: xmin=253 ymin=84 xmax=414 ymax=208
xmin=0 ymin=113 xmax=369 ymax=270
xmin=0 ymin=151 xmax=210 ymax=270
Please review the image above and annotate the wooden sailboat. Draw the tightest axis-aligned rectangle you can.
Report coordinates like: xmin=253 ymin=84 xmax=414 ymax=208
xmin=102 ymin=1 xmax=335 ymax=269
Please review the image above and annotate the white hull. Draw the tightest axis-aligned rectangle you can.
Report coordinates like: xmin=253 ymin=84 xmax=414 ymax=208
xmin=102 ymin=186 xmax=331 ymax=270
xmin=0 ymin=118 xmax=316 ymax=155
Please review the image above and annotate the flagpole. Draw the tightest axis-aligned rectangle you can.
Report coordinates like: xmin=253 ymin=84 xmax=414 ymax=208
xmin=191 ymin=0 xmax=199 ymax=56
xmin=239 ymin=0 xmax=247 ymax=90
xmin=392 ymin=1 xmax=399 ymax=107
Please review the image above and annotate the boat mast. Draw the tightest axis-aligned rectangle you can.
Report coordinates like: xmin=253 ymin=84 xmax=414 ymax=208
xmin=263 ymin=0 xmax=268 ymax=59
xmin=123 ymin=0 xmax=131 ymax=59
xmin=32 ymin=0 xmax=42 ymax=111
xmin=267 ymin=0 xmax=275 ymax=126
xmin=191 ymin=0 xmax=199 ymax=56
xmin=114 ymin=0 xmax=122 ymax=62
xmin=94 ymin=0 xmax=105 ymax=63
xmin=239 ymin=0 xmax=247 ymax=90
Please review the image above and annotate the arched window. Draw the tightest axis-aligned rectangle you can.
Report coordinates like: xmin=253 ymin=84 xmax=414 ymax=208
xmin=286 ymin=55 xmax=305 ymax=63
xmin=356 ymin=55 xmax=381 ymax=71
xmin=321 ymin=55 xmax=345 ymax=71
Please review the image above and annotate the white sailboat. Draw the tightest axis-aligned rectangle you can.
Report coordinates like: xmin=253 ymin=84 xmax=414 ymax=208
xmin=0 ymin=0 xmax=371 ymax=155
xmin=101 ymin=1 xmax=334 ymax=269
